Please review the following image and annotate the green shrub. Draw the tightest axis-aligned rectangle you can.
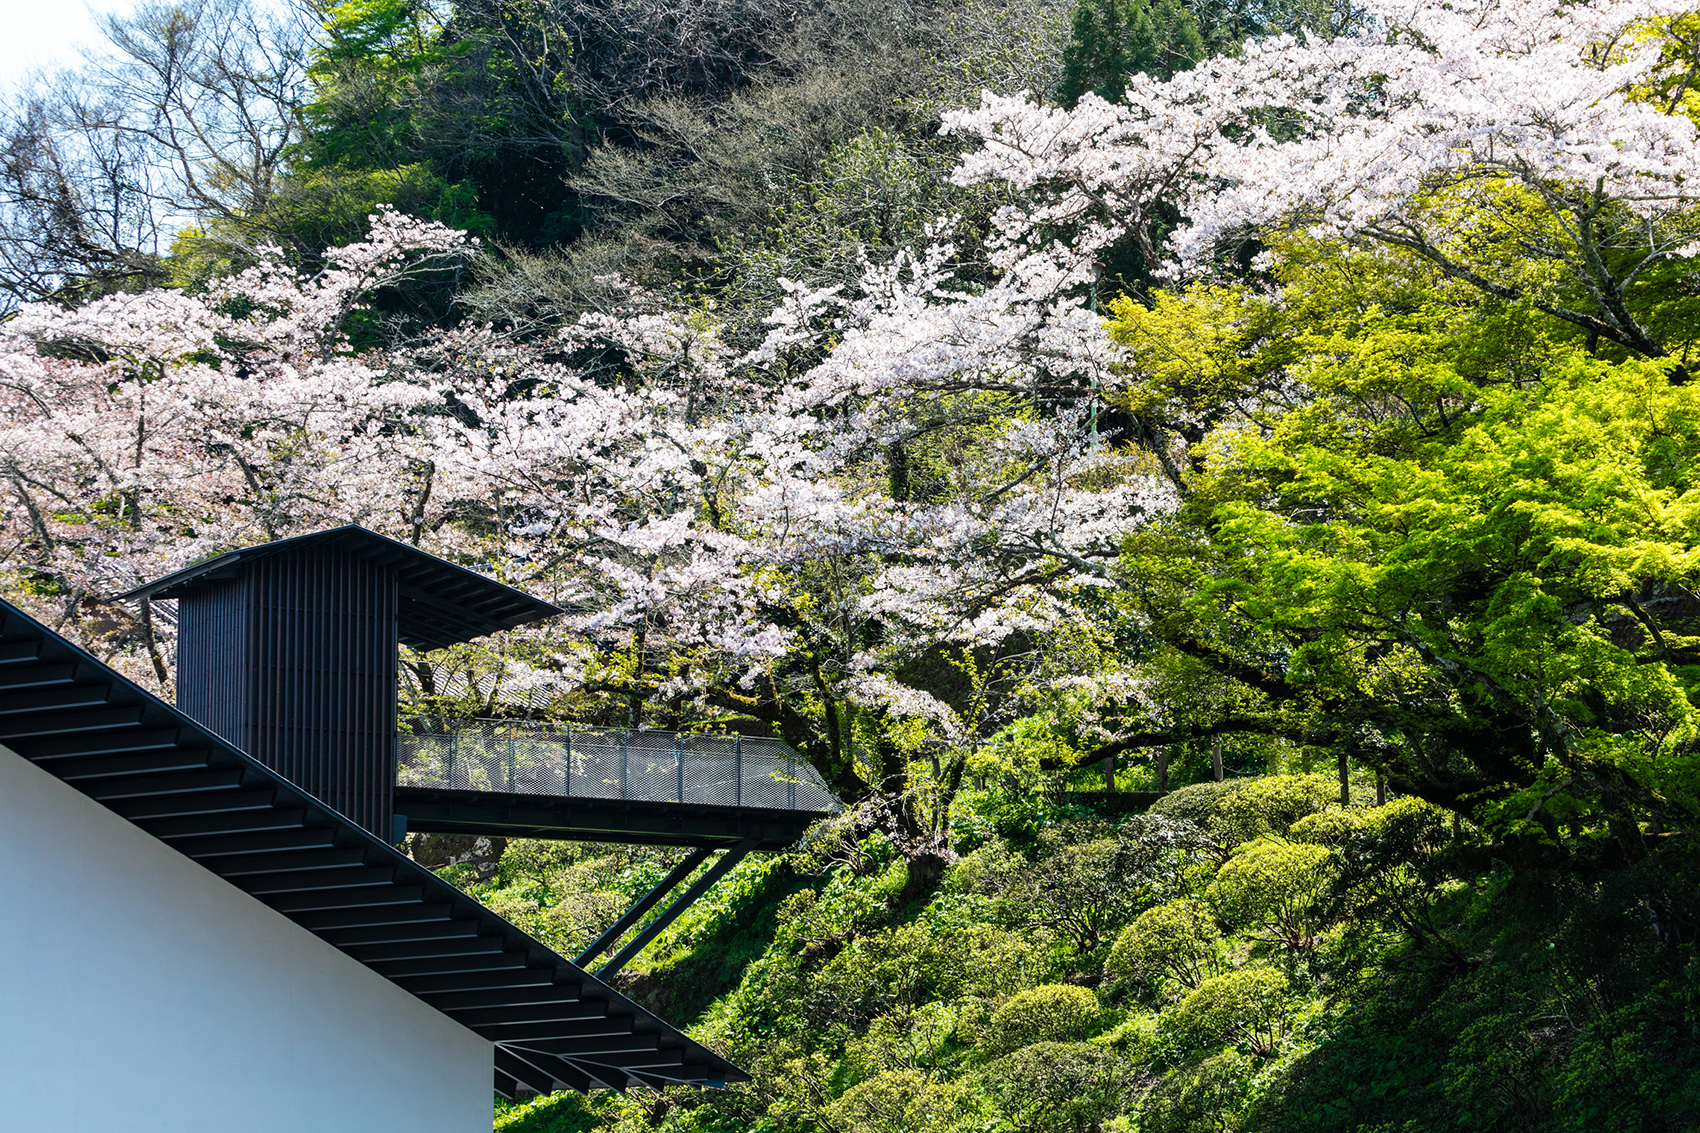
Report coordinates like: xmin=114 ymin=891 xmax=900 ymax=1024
xmin=984 ymin=1041 xmax=1133 ymax=1132
xmin=1205 ymin=839 xmax=1333 ymax=952
xmin=1290 ymin=806 xmax=1365 ymax=846
xmin=1013 ymin=833 xmax=1191 ymax=952
xmin=493 ymin=1090 xmax=600 ymax=1133
xmin=825 ymin=1068 xmax=990 ymax=1133
xmin=843 ymin=1002 xmax=960 ymax=1083
xmin=1166 ymin=968 xmax=1291 ymax=1056
xmin=1146 ymin=779 xmax=1247 ymax=827
xmin=978 ymin=983 xmax=1103 ymax=1054
xmin=1552 ymin=991 xmax=1700 ymax=1131
xmin=805 ymin=919 xmax=1042 ymax=1030
xmin=1104 ymin=898 xmax=1222 ymax=992
xmin=1358 ymin=796 xmax=1451 ymax=841
xmin=1137 ymin=1049 xmax=1256 ymax=1133
xmin=1209 ymin=774 xmax=1341 ymax=846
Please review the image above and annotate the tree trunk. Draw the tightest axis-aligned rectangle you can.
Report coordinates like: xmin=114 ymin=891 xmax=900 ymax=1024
xmin=1337 ymin=750 xmax=1350 ymax=806
xmin=1156 ymin=747 xmax=1169 ymax=794
xmin=1211 ymin=738 xmax=1223 ymax=782
xmin=1103 ymin=754 xmax=1116 ymax=791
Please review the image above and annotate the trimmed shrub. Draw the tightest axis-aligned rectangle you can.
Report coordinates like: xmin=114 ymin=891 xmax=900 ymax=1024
xmin=1209 ymin=774 xmax=1341 ymax=847
xmin=1105 ymin=898 xmax=1222 ymax=992
xmin=985 ymin=1041 xmax=1133 ymax=1132
xmin=1291 ymin=806 xmax=1365 ymax=846
xmin=1359 ymin=795 xmax=1452 ymax=841
xmin=1146 ymin=779 xmax=1247 ymax=827
xmin=1166 ymin=968 xmax=1292 ymax=1056
xmin=493 ymin=1091 xmax=600 ymax=1133
xmin=826 ymin=1068 xmax=989 ymax=1133
xmin=1206 ymin=839 xmax=1333 ymax=952
xmin=978 ymin=983 xmax=1103 ymax=1054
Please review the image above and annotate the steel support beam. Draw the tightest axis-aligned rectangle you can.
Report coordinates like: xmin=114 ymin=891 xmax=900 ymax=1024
xmin=573 ymin=846 xmax=712 ymax=968
xmin=596 ymin=838 xmax=760 ymax=978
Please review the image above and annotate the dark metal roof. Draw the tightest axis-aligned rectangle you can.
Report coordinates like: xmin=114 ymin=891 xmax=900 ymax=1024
xmin=0 ymin=596 xmax=744 ymax=1097
xmin=117 ymin=526 xmax=562 ymax=651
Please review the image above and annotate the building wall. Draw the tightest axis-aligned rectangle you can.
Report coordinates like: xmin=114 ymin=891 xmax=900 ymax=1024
xmin=0 ymin=744 xmax=493 ymax=1133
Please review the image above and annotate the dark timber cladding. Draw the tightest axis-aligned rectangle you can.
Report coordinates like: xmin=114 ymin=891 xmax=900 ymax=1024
xmin=175 ymin=555 xmax=399 ymax=840
xmin=120 ymin=526 xmax=562 ymax=840
xmin=0 ymin=596 xmax=743 ymax=1096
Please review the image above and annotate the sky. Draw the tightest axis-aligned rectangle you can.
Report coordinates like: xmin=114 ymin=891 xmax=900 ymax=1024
xmin=0 ymin=0 xmax=120 ymax=90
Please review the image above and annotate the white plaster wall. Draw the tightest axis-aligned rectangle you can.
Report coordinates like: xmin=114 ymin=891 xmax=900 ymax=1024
xmin=0 ymin=744 xmax=493 ymax=1133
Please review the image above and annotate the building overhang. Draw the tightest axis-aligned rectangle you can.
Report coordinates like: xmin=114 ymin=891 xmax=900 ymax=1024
xmin=118 ymin=526 xmax=563 ymax=651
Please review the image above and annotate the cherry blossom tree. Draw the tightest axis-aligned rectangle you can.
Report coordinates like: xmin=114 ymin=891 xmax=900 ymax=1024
xmin=27 ymin=0 xmax=1695 ymax=854
xmin=945 ymin=0 xmax=1700 ymax=358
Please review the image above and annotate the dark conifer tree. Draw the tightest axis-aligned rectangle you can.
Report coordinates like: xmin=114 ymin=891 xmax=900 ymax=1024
xmin=1056 ymin=0 xmax=1205 ymax=107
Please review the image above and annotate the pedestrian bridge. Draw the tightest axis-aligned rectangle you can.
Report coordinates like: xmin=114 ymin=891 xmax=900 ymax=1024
xmin=393 ymin=720 xmax=840 ymax=852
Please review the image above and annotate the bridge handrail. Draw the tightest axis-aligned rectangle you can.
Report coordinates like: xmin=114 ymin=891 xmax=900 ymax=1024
xmin=396 ymin=719 xmax=840 ymax=813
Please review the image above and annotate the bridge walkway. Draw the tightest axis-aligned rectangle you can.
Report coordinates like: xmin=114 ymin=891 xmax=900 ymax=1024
xmin=393 ymin=721 xmax=839 ymax=852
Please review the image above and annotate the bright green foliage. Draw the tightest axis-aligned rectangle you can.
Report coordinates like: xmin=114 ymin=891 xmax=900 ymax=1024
xmin=1322 ymin=797 xmax=1468 ymax=966
xmin=1146 ymin=778 xmax=1247 ymax=827
xmin=842 ymin=1002 xmax=961 ymax=1083
xmin=983 ymin=1041 xmax=1133 ymax=1132
xmin=824 ymin=1069 xmax=991 ymax=1133
xmin=1208 ymin=774 xmax=1341 ymax=845
xmin=1104 ymin=897 xmax=1222 ymax=991
xmin=474 ymin=787 xmax=1695 ymax=1133
xmin=493 ymin=1090 xmax=600 ymax=1133
xmin=977 ymin=983 xmax=1103 ymax=1055
xmin=1206 ymin=840 xmax=1332 ymax=952
xmin=1288 ymin=806 xmax=1363 ymax=846
xmin=1111 ymin=236 xmax=1700 ymax=846
xmin=1166 ymin=967 xmax=1291 ymax=1056
xmin=1011 ymin=829 xmax=1200 ymax=952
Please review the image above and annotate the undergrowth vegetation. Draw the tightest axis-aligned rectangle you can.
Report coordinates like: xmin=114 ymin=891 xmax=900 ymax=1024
xmin=470 ymin=774 xmax=1700 ymax=1133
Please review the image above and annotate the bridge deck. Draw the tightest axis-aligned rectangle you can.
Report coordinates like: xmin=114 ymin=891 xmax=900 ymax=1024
xmin=395 ymin=723 xmax=838 ymax=849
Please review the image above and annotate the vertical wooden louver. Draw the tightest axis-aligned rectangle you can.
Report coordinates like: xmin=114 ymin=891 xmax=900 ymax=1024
xmin=177 ymin=550 xmax=399 ymax=840
xmin=124 ymin=525 xmax=560 ymax=842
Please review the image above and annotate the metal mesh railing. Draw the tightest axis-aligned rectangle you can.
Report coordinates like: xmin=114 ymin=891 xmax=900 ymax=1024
xmin=396 ymin=719 xmax=840 ymax=813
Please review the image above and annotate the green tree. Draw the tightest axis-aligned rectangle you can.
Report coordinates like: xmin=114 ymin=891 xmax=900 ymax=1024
xmin=984 ymin=1041 xmax=1133 ymax=1132
xmin=1108 ymin=240 xmax=1700 ymax=854
xmin=977 ymin=983 xmax=1103 ymax=1055
xmin=825 ymin=1068 xmax=991 ymax=1133
xmin=1056 ymin=0 xmax=1205 ymax=107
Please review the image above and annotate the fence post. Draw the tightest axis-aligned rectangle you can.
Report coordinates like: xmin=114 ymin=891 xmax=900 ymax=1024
xmin=621 ymin=730 xmax=630 ymax=800
xmin=788 ymin=750 xmax=796 ymax=810
xmin=507 ymin=724 xmax=516 ymax=794
xmin=734 ymin=738 xmax=742 ymax=806
xmin=445 ymin=730 xmax=457 ymax=790
xmin=675 ymin=734 xmax=685 ymax=802
xmin=564 ymin=726 xmax=573 ymax=797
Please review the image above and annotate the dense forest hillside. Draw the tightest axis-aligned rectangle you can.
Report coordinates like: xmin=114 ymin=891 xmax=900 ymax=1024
xmin=2 ymin=0 xmax=1699 ymax=1129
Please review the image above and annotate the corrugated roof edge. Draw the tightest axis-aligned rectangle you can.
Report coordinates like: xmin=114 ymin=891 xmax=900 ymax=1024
xmin=0 ymin=594 xmax=746 ymax=1097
